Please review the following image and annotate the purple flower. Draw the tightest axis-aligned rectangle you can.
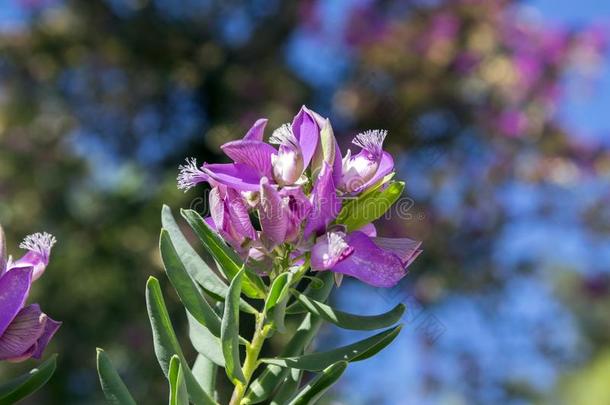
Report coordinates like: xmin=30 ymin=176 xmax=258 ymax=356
xmin=176 ymin=107 xmax=422 ymax=288
xmin=339 ymin=130 xmax=395 ymax=193
xmin=258 ymin=178 xmax=313 ymax=248
xmin=208 ymin=185 xmax=257 ymax=253
xmin=0 ymin=227 xmax=61 ymax=362
xmin=311 ymin=230 xmax=422 ymax=288
xmin=303 ymin=162 xmax=341 ymax=239
xmin=177 ymin=107 xmax=321 ymax=192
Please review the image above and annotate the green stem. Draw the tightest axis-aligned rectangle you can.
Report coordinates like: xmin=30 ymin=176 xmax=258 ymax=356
xmin=230 ymin=256 xmax=310 ymax=404
xmin=229 ymin=314 xmax=271 ymax=405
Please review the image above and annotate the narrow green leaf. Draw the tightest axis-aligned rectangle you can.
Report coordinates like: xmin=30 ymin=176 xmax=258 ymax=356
xmin=0 ymin=355 xmax=57 ymax=404
xmin=244 ymin=272 xmax=335 ymax=405
xmin=269 ymin=368 xmax=302 ymax=405
xmin=291 ymin=291 xmax=405 ymax=330
xmin=181 ymin=209 xmax=267 ymax=299
xmin=311 ymin=118 xmax=336 ymax=173
xmin=192 ymin=354 xmax=217 ymax=400
xmin=161 ymin=229 xmax=222 ymax=336
xmin=335 ymin=181 xmax=405 ymax=232
xmin=162 ymin=205 xmax=257 ymax=314
xmin=145 ymin=277 xmax=217 ymax=405
xmin=264 ymin=273 xmax=292 ymax=313
xmin=169 ymin=355 xmax=189 ymax=405
xmin=187 ymin=312 xmax=225 ymax=367
xmin=265 ymin=273 xmax=293 ymax=333
xmin=96 ymin=349 xmax=136 ymax=405
xmin=286 ymin=361 xmax=348 ymax=405
xmin=221 ymin=268 xmax=246 ymax=384
xmin=260 ymin=325 xmax=402 ymax=371
xmin=286 ymin=272 xmax=334 ymax=315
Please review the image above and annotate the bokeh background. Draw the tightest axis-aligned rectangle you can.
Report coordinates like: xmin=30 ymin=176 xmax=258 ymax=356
xmin=1 ymin=0 xmax=609 ymax=404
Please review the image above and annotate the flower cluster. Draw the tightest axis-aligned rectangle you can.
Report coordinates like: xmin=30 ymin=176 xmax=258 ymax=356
xmin=0 ymin=226 xmax=60 ymax=362
xmin=178 ymin=107 xmax=421 ymax=287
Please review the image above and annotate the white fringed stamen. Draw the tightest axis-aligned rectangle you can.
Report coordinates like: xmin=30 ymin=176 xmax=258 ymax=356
xmin=352 ymin=129 xmax=387 ymax=157
xmin=177 ymin=157 xmax=205 ymax=192
xmin=324 ymin=231 xmax=351 ymax=266
xmin=20 ymin=232 xmax=56 ymax=259
xmin=269 ymin=124 xmax=299 ymax=148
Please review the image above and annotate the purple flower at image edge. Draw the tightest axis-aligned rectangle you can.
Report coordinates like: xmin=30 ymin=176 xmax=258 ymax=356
xmin=0 ymin=226 xmax=61 ymax=363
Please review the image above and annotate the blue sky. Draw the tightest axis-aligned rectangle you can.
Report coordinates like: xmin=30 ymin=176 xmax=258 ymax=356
xmin=530 ymin=0 xmax=610 ymax=142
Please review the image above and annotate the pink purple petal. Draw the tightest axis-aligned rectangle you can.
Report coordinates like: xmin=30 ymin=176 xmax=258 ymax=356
xmin=203 ymin=163 xmax=262 ymax=191
xmin=0 ymin=304 xmax=45 ymax=362
xmin=31 ymin=316 xmax=61 ymax=359
xmin=243 ymin=118 xmax=268 ymax=141
xmin=292 ymin=106 xmax=319 ymax=169
xmin=0 ymin=268 xmax=33 ymax=336
xmin=373 ymin=237 xmax=422 ymax=266
xmin=330 ymin=231 xmax=407 ymax=288
xmin=221 ymin=140 xmax=275 ymax=178
xmin=258 ymin=178 xmax=289 ymax=246
xmin=355 ymin=151 xmax=394 ymax=193
xmin=304 ymin=162 xmax=341 ymax=239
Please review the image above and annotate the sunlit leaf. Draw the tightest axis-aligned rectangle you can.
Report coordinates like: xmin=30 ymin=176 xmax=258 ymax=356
xmin=286 ymin=361 xmax=348 ymax=405
xmin=265 ymin=272 xmax=293 ymax=332
xmin=187 ymin=312 xmax=225 ymax=367
xmin=96 ymin=349 xmax=136 ymax=405
xmin=221 ymin=268 xmax=246 ymax=384
xmin=286 ymin=272 xmax=334 ymax=315
xmin=291 ymin=290 xmax=405 ymax=330
xmin=260 ymin=325 xmax=402 ymax=371
xmin=0 ymin=354 xmax=57 ymax=404
xmin=244 ymin=272 xmax=335 ymax=404
xmin=192 ymin=354 xmax=217 ymax=401
xmin=162 ymin=205 xmax=257 ymax=314
xmin=269 ymin=368 xmax=301 ymax=405
xmin=181 ymin=208 xmax=267 ymax=299
xmin=168 ymin=355 xmax=188 ymax=405
xmin=145 ymin=277 xmax=216 ymax=404
xmin=335 ymin=181 xmax=404 ymax=232
xmin=161 ymin=229 xmax=222 ymax=337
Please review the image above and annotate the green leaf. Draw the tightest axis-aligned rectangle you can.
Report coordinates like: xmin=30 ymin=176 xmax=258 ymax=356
xmin=286 ymin=361 xmax=347 ymax=405
xmin=291 ymin=290 xmax=405 ymax=330
xmin=169 ymin=355 xmax=189 ymax=405
xmin=0 ymin=354 xmax=57 ymax=404
xmin=286 ymin=272 xmax=334 ymax=315
xmin=269 ymin=368 xmax=302 ymax=405
xmin=160 ymin=229 xmax=222 ymax=337
xmin=145 ymin=277 xmax=217 ymax=405
xmin=162 ymin=205 xmax=257 ymax=314
xmin=335 ymin=181 xmax=405 ymax=232
xmin=96 ymin=349 xmax=136 ymax=405
xmin=264 ymin=272 xmax=293 ymax=333
xmin=192 ymin=354 xmax=217 ymax=401
xmin=187 ymin=311 xmax=225 ymax=367
xmin=264 ymin=273 xmax=292 ymax=313
xmin=244 ymin=272 xmax=335 ymax=404
xmin=221 ymin=268 xmax=246 ymax=384
xmin=311 ymin=118 xmax=336 ymax=173
xmin=181 ymin=208 xmax=267 ymax=300
xmin=260 ymin=325 xmax=402 ymax=371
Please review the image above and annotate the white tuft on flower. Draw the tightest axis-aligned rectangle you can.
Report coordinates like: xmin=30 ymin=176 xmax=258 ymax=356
xmin=269 ymin=124 xmax=299 ymax=148
xmin=352 ymin=129 xmax=387 ymax=158
xmin=20 ymin=232 xmax=57 ymax=259
xmin=177 ymin=158 xmax=206 ymax=192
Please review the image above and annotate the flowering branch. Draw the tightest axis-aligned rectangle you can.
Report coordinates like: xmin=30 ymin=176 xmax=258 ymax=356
xmin=97 ymin=107 xmax=421 ymax=404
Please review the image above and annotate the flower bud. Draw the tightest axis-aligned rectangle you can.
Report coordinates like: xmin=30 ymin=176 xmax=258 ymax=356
xmin=270 ymin=124 xmax=305 ymax=186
